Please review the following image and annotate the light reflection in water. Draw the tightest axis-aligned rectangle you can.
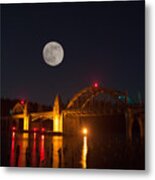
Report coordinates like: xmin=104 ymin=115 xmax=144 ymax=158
xmin=40 ymin=135 xmax=45 ymax=166
xmin=18 ymin=133 xmax=29 ymax=167
xmin=53 ymin=136 xmax=63 ymax=168
xmin=31 ymin=133 xmax=37 ymax=167
xmin=9 ymin=133 xmax=87 ymax=168
xmin=81 ymin=136 xmax=88 ymax=169
xmin=10 ymin=132 xmax=15 ymax=166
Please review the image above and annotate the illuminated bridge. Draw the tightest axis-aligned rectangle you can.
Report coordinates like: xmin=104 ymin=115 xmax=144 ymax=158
xmin=8 ymin=84 xmax=144 ymax=142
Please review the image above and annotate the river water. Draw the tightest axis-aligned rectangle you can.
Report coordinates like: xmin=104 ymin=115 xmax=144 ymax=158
xmin=1 ymin=130 xmax=144 ymax=169
xmin=6 ymin=132 xmax=88 ymax=168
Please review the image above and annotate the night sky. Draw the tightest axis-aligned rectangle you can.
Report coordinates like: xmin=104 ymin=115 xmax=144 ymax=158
xmin=1 ymin=1 xmax=145 ymax=105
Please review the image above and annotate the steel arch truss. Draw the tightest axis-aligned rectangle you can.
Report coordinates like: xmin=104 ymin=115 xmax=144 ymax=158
xmin=12 ymin=102 xmax=24 ymax=114
xmin=67 ymin=86 xmax=127 ymax=111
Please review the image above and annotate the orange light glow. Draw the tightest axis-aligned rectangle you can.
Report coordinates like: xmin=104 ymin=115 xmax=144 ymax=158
xmin=52 ymin=136 xmax=63 ymax=168
xmin=53 ymin=115 xmax=62 ymax=133
xmin=81 ymin=136 xmax=88 ymax=168
xmin=53 ymin=95 xmax=63 ymax=133
xmin=83 ymin=128 xmax=88 ymax=135
xmin=23 ymin=116 xmax=29 ymax=131
xmin=41 ymin=135 xmax=44 ymax=140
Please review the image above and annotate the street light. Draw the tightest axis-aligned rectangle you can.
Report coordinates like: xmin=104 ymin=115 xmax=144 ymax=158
xmin=82 ymin=128 xmax=88 ymax=135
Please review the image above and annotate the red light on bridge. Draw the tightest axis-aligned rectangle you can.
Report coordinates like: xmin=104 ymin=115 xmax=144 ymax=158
xmin=94 ymin=82 xmax=99 ymax=88
xmin=20 ymin=99 xmax=25 ymax=105
xmin=41 ymin=128 xmax=45 ymax=132
xmin=12 ymin=126 xmax=16 ymax=131
xmin=33 ymin=128 xmax=38 ymax=132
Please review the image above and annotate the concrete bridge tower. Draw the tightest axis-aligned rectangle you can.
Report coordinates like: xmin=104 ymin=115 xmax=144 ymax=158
xmin=125 ymin=106 xmax=144 ymax=143
xmin=23 ymin=101 xmax=29 ymax=131
xmin=53 ymin=95 xmax=63 ymax=133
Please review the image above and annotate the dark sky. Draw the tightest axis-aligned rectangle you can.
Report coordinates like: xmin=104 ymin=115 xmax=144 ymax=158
xmin=1 ymin=1 xmax=145 ymax=105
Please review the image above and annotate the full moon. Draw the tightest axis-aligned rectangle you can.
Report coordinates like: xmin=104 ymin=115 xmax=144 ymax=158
xmin=42 ymin=41 xmax=64 ymax=67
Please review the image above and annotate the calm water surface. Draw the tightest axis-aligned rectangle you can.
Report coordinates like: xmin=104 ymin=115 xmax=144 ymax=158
xmin=8 ymin=132 xmax=88 ymax=168
xmin=1 ymin=129 xmax=144 ymax=169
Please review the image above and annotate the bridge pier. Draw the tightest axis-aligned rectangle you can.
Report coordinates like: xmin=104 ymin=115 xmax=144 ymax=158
xmin=126 ymin=108 xmax=134 ymax=142
xmin=23 ymin=115 xmax=29 ymax=131
xmin=137 ymin=114 xmax=144 ymax=143
xmin=126 ymin=107 xmax=144 ymax=144
xmin=53 ymin=113 xmax=63 ymax=133
xmin=53 ymin=95 xmax=63 ymax=133
xmin=23 ymin=101 xmax=29 ymax=131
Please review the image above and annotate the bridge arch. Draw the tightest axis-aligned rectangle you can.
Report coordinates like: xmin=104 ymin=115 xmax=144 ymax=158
xmin=12 ymin=101 xmax=29 ymax=131
xmin=12 ymin=102 xmax=24 ymax=114
xmin=64 ymin=86 xmax=128 ymax=135
xmin=67 ymin=86 xmax=128 ymax=111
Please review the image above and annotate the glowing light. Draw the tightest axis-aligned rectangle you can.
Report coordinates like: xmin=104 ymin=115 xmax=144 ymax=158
xmin=40 ymin=135 xmax=45 ymax=166
xmin=33 ymin=127 xmax=38 ymax=132
xmin=94 ymin=82 xmax=98 ymax=88
xmin=33 ymin=133 xmax=36 ymax=140
xmin=53 ymin=95 xmax=63 ymax=133
xmin=18 ymin=133 xmax=29 ymax=167
xmin=32 ymin=133 xmax=37 ymax=167
xmin=12 ymin=126 xmax=16 ymax=131
xmin=83 ymin=128 xmax=88 ymax=135
xmin=41 ymin=128 xmax=45 ymax=132
xmin=23 ymin=116 xmax=29 ymax=131
xmin=53 ymin=116 xmax=59 ymax=132
xmin=12 ymin=132 xmax=15 ymax=138
xmin=10 ymin=132 xmax=15 ymax=166
xmin=40 ymin=135 xmax=45 ymax=167
xmin=52 ymin=136 xmax=63 ymax=168
xmin=81 ymin=136 xmax=88 ymax=168
xmin=20 ymin=99 xmax=25 ymax=105
xmin=41 ymin=135 xmax=44 ymax=140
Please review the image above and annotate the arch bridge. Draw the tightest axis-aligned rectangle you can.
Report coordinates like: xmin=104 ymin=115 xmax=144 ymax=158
xmin=64 ymin=86 xmax=127 ymax=116
xmin=10 ymin=85 xmax=144 ymax=142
